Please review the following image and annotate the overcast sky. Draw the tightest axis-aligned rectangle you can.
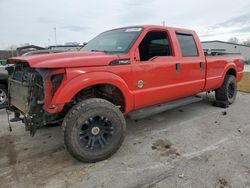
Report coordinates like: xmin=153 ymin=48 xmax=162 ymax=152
xmin=0 ymin=0 xmax=250 ymax=49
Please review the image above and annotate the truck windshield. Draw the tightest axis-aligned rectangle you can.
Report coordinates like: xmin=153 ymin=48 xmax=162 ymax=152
xmin=81 ymin=28 xmax=143 ymax=54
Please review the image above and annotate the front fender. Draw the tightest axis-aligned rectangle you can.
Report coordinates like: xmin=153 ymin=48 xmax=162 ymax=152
xmin=50 ymin=72 xmax=134 ymax=113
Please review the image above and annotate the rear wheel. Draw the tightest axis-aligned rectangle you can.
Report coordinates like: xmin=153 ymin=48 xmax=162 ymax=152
xmin=215 ymin=75 xmax=237 ymax=104
xmin=63 ymin=98 xmax=126 ymax=162
xmin=0 ymin=84 xmax=7 ymax=108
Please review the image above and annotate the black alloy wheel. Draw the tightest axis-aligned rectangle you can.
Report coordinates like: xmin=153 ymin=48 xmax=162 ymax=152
xmin=79 ymin=116 xmax=114 ymax=150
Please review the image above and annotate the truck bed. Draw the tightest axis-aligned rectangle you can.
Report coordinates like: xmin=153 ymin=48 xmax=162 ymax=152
xmin=204 ymin=55 xmax=244 ymax=91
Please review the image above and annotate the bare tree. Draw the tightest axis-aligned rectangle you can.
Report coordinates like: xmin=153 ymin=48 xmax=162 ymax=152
xmin=228 ymin=37 xmax=239 ymax=44
xmin=242 ymin=39 xmax=250 ymax=46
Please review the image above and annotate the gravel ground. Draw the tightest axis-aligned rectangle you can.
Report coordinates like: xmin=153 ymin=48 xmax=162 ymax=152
xmin=0 ymin=92 xmax=250 ymax=188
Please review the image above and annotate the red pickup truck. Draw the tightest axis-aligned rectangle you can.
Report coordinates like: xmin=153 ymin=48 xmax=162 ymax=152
xmin=7 ymin=25 xmax=244 ymax=162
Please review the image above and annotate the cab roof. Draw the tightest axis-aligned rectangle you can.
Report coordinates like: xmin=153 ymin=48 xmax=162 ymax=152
xmin=107 ymin=25 xmax=195 ymax=34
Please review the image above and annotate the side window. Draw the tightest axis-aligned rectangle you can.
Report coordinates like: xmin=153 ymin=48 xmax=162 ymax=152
xmin=176 ymin=33 xmax=198 ymax=57
xmin=139 ymin=31 xmax=172 ymax=61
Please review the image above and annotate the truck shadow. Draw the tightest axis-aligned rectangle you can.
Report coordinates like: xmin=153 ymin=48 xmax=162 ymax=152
xmin=125 ymin=93 xmax=217 ymax=135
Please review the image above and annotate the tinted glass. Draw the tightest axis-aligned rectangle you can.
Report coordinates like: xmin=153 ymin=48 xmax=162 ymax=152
xmin=81 ymin=28 xmax=142 ymax=54
xmin=176 ymin=33 xmax=198 ymax=57
xmin=139 ymin=31 xmax=172 ymax=61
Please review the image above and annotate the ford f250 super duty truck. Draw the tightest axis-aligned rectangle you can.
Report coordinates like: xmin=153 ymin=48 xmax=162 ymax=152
xmin=6 ymin=25 xmax=244 ymax=162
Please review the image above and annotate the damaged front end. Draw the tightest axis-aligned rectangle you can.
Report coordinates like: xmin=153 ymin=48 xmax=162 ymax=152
xmin=8 ymin=62 xmax=65 ymax=136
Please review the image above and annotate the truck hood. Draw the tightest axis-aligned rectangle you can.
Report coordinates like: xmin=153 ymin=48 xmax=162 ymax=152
xmin=7 ymin=52 xmax=120 ymax=68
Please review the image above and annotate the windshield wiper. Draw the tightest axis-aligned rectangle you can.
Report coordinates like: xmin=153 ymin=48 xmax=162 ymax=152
xmin=90 ymin=49 xmax=115 ymax=54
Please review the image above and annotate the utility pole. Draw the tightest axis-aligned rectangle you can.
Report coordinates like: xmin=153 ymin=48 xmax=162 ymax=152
xmin=162 ymin=21 xmax=165 ymax=26
xmin=54 ymin=27 xmax=57 ymax=45
xmin=48 ymin=39 xmax=50 ymax=47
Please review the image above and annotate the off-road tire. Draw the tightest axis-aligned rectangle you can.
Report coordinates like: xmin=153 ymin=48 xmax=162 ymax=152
xmin=62 ymin=98 xmax=126 ymax=162
xmin=0 ymin=84 xmax=7 ymax=108
xmin=215 ymin=75 xmax=237 ymax=104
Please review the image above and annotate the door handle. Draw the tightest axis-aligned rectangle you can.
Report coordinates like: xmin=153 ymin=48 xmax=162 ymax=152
xmin=200 ymin=62 xmax=204 ymax=70
xmin=176 ymin=63 xmax=180 ymax=72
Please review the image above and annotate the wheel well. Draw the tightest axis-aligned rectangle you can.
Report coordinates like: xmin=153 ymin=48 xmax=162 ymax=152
xmin=0 ymin=80 xmax=8 ymax=87
xmin=226 ymin=68 xmax=236 ymax=77
xmin=72 ymin=84 xmax=125 ymax=112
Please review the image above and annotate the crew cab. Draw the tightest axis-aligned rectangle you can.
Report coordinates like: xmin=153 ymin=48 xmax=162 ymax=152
xmin=7 ymin=25 xmax=244 ymax=162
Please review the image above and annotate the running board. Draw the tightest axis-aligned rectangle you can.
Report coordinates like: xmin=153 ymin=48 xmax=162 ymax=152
xmin=127 ymin=96 xmax=202 ymax=120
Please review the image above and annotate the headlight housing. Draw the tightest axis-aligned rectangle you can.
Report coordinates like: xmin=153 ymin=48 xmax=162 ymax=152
xmin=51 ymin=73 xmax=64 ymax=96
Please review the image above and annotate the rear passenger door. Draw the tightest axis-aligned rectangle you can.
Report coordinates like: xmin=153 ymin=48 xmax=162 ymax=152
xmin=175 ymin=32 xmax=206 ymax=96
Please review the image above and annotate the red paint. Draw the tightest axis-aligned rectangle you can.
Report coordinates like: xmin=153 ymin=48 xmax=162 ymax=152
xmin=8 ymin=52 xmax=119 ymax=68
xmin=7 ymin=25 xmax=244 ymax=114
xmin=43 ymin=68 xmax=66 ymax=113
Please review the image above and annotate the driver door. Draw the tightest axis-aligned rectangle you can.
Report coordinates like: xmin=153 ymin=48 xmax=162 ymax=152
xmin=132 ymin=29 xmax=182 ymax=109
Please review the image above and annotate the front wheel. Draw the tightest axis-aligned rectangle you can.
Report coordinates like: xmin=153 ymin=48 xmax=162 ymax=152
xmin=215 ymin=75 xmax=237 ymax=104
xmin=63 ymin=98 xmax=126 ymax=162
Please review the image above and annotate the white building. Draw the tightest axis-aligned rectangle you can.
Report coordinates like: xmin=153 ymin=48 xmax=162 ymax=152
xmin=202 ymin=41 xmax=250 ymax=64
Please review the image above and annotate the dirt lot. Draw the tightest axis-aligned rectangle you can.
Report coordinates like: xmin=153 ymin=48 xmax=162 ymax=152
xmin=0 ymin=92 xmax=250 ymax=188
